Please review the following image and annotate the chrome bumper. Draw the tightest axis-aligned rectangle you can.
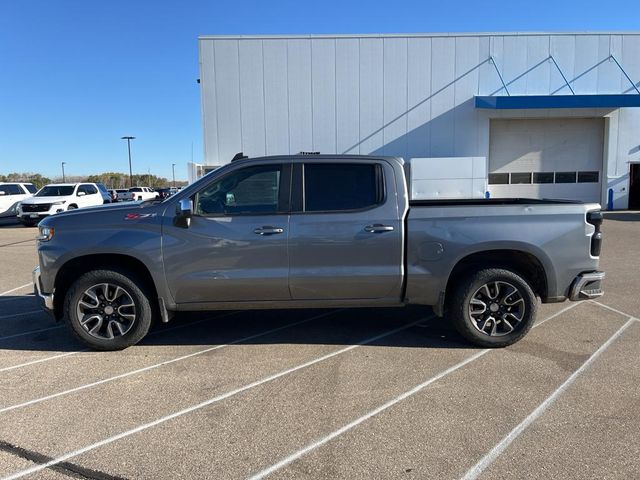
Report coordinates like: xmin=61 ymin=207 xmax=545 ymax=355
xmin=32 ymin=266 xmax=54 ymax=313
xmin=569 ymin=271 xmax=605 ymax=301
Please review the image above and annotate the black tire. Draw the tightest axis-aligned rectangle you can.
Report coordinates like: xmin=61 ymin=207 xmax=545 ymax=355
xmin=67 ymin=204 xmax=77 ymax=210
xmin=64 ymin=269 xmax=154 ymax=350
xmin=21 ymin=220 xmax=37 ymax=227
xmin=447 ymin=268 xmax=537 ymax=348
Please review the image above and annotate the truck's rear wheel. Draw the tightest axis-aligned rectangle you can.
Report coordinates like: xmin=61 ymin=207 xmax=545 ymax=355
xmin=447 ymin=268 xmax=537 ymax=348
xmin=64 ymin=269 xmax=153 ymax=350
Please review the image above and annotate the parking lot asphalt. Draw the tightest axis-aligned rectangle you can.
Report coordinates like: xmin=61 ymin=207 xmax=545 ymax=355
xmin=0 ymin=212 xmax=638 ymax=479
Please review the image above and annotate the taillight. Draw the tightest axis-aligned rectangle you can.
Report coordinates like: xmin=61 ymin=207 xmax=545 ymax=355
xmin=587 ymin=211 xmax=603 ymax=257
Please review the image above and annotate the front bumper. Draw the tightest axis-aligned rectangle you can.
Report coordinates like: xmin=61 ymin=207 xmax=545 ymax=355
xmin=569 ymin=271 xmax=605 ymax=301
xmin=19 ymin=213 xmax=50 ymax=222
xmin=33 ymin=266 xmax=54 ymax=314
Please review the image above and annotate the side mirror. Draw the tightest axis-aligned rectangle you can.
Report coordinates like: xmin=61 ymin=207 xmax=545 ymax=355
xmin=77 ymin=191 xmax=86 ymax=197
xmin=174 ymin=198 xmax=193 ymax=228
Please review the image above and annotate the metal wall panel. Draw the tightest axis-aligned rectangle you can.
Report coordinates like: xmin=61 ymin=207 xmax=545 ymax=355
xmin=335 ymin=39 xmax=359 ymax=154
xmin=213 ymin=41 xmax=242 ymax=163
xmin=382 ymin=38 xmax=408 ymax=157
xmin=525 ymin=36 xmax=550 ymax=95
xmin=358 ymin=38 xmax=384 ymax=154
xmin=550 ymin=35 xmax=575 ymax=95
xmin=287 ymin=40 xmax=313 ymax=153
xmin=406 ymin=37 xmax=431 ymax=159
xmin=429 ymin=37 xmax=455 ymax=157
xmin=453 ymin=36 xmax=480 ymax=157
xmin=199 ymin=40 xmax=219 ymax=166
xmin=238 ymin=40 xmax=266 ymax=158
xmin=311 ymin=39 xmax=336 ymax=153
xmin=502 ymin=36 xmax=528 ymax=95
xmin=262 ymin=40 xmax=289 ymax=156
xmin=200 ymin=33 xmax=640 ymax=208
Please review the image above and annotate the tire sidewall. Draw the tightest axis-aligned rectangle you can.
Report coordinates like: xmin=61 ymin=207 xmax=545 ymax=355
xmin=449 ymin=268 xmax=538 ymax=348
xmin=64 ymin=269 xmax=153 ymax=350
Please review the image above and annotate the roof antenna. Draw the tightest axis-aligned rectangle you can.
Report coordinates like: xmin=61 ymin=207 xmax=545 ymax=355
xmin=231 ymin=152 xmax=248 ymax=161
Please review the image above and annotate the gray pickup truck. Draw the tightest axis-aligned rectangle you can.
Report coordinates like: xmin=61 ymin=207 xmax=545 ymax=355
xmin=33 ymin=155 xmax=605 ymax=350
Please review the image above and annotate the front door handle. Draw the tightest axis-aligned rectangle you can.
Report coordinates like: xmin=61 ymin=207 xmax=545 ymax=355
xmin=364 ymin=224 xmax=395 ymax=233
xmin=254 ymin=226 xmax=284 ymax=235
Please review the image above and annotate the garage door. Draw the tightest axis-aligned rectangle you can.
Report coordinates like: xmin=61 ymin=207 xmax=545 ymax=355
xmin=488 ymin=118 xmax=604 ymax=203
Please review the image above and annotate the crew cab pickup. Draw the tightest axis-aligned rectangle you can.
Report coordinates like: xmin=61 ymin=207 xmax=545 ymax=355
xmin=117 ymin=187 xmax=158 ymax=202
xmin=33 ymin=155 xmax=605 ymax=350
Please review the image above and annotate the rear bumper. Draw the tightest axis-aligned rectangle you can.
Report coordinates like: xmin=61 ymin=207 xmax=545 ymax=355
xmin=569 ymin=271 xmax=605 ymax=301
xmin=33 ymin=266 xmax=55 ymax=314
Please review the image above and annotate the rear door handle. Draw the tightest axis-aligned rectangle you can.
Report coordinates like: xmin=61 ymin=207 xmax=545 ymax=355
xmin=254 ymin=226 xmax=284 ymax=235
xmin=364 ymin=224 xmax=395 ymax=233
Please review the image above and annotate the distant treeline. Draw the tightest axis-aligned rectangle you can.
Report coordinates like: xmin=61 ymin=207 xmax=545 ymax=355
xmin=0 ymin=172 xmax=188 ymax=190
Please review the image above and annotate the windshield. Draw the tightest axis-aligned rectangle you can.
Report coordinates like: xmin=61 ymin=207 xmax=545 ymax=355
xmin=36 ymin=185 xmax=75 ymax=197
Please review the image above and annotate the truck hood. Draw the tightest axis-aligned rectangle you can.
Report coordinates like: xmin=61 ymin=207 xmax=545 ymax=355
xmin=21 ymin=196 xmax=70 ymax=205
xmin=40 ymin=200 xmax=166 ymax=227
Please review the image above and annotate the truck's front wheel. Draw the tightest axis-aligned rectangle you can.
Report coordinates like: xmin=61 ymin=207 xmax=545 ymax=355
xmin=448 ymin=268 xmax=537 ymax=348
xmin=64 ymin=269 xmax=154 ymax=350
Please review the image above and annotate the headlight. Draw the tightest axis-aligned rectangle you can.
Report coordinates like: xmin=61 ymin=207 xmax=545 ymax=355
xmin=36 ymin=226 xmax=55 ymax=242
xmin=51 ymin=201 xmax=66 ymax=206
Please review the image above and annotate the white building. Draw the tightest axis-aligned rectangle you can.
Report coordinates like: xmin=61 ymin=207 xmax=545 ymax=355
xmin=198 ymin=32 xmax=640 ymax=209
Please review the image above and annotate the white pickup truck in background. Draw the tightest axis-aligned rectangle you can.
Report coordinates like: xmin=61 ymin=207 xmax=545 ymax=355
xmin=117 ymin=187 xmax=159 ymax=202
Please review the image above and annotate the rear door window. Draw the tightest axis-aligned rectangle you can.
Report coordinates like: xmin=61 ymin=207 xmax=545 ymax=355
xmin=79 ymin=184 xmax=98 ymax=195
xmin=303 ymin=163 xmax=383 ymax=212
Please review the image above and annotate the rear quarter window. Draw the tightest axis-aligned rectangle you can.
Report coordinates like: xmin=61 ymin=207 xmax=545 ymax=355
xmin=303 ymin=163 xmax=383 ymax=212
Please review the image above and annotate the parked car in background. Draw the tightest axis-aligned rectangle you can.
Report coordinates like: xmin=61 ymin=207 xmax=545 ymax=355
xmin=0 ymin=182 xmax=36 ymax=218
xmin=117 ymin=187 xmax=159 ymax=202
xmin=109 ymin=189 xmax=128 ymax=202
xmin=155 ymin=188 xmax=175 ymax=200
xmin=18 ymin=183 xmax=105 ymax=226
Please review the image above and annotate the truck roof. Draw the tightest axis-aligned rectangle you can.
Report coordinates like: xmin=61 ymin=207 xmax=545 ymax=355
xmin=231 ymin=154 xmax=405 ymax=165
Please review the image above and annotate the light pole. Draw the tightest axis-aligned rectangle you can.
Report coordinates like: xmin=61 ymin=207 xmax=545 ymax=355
xmin=61 ymin=162 xmax=66 ymax=182
xmin=172 ymin=163 xmax=176 ymax=188
xmin=121 ymin=136 xmax=136 ymax=188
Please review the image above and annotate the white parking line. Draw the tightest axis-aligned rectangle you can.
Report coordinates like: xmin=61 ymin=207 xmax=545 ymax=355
xmin=0 ymin=283 xmax=32 ymax=297
xmin=460 ymin=317 xmax=635 ymax=480
xmin=0 ymin=351 xmax=84 ymax=373
xmin=0 ymin=315 xmax=432 ymax=480
xmin=0 ymin=310 xmax=343 ymax=414
xmin=248 ymin=348 xmax=490 ymax=480
xmin=590 ymin=300 xmax=639 ymax=321
xmin=534 ymin=302 xmax=579 ymax=328
xmin=246 ymin=302 xmax=583 ymax=479
xmin=0 ymin=311 xmax=240 ymax=374
xmin=0 ymin=310 xmax=43 ymax=320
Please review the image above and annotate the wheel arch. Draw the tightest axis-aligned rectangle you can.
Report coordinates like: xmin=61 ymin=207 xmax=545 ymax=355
xmin=444 ymin=249 xmax=548 ymax=307
xmin=53 ymin=253 xmax=158 ymax=321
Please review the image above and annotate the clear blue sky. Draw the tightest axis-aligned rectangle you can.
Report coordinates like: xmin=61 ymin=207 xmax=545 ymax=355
xmin=0 ymin=0 xmax=637 ymax=181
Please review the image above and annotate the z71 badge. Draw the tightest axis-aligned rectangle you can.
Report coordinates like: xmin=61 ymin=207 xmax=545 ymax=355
xmin=124 ymin=213 xmax=157 ymax=220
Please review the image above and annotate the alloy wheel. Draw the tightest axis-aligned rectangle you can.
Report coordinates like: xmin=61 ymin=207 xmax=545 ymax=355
xmin=76 ymin=283 xmax=136 ymax=340
xmin=468 ymin=281 xmax=525 ymax=337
